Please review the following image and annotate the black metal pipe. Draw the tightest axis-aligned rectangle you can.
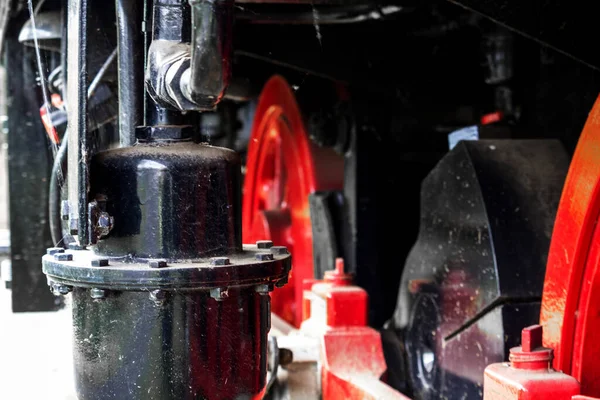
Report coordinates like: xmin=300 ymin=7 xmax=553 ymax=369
xmin=186 ymin=0 xmax=233 ymax=109
xmin=49 ymin=133 xmax=68 ymax=246
xmin=146 ymin=0 xmax=194 ymax=126
xmin=116 ymin=0 xmax=144 ymax=147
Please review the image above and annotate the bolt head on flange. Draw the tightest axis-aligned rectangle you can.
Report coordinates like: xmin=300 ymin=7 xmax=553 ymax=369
xmin=149 ymin=259 xmax=168 ymax=269
xmin=91 ymin=258 xmax=109 ymax=267
xmin=90 ymin=288 xmax=107 ymax=299
xmin=256 ymin=252 xmax=274 ymax=261
xmin=47 ymin=247 xmax=64 ymax=255
xmin=256 ymin=240 xmax=273 ymax=249
xmin=210 ymin=257 xmax=230 ymax=266
xmin=54 ymin=253 xmax=73 ymax=261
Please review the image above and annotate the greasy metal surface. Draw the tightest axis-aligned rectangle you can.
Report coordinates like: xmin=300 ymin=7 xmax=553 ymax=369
xmin=393 ymin=140 xmax=569 ymax=399
xmin=42 ymin=245 xmax=291 ymax=290
xmin=187 ymin=0 xmax=233 ymax=109
xmin=541 ymin=94 xmax=600 ymax=395
xmin=66 ymin=0 xmax=89 ymax=245
xmin=89 ymin=142 xmax=242 ymax=260
xmin=116 ymin=0 xmax=144 ymax=147
xmin=242 ymin=75 xmax=343 ymax=326
xmin=5 ymin=28 xmax=58 ymax=311
xmin=71 ymin=286 xmax=270 ymax=400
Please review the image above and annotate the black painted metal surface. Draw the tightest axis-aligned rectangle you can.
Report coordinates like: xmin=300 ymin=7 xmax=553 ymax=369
xmin=187 ymin=0 xmax=233 ymax=109
xmin=89 ymin=141 xmax=242 ymax=260
xmin=116 ymin=0 xmax=144 ymax=147
xmin=70 ymin=286 xmax=270 ymax=400
xmin=391 ymin=140 xmax=569 ymax=399
xmin=43 ymin=140 xmax=290 ymax=399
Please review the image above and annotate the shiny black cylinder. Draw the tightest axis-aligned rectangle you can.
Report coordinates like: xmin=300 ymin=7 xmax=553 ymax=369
xmin=72 ymin=286 xmax=270 ymax=400
xmin=90 ymin=141 xmax=242 ymax=260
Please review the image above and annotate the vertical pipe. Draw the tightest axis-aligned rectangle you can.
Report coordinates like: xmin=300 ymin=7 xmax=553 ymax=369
xmin=66 ymin=0 xmax=88 ymax=245
xmin=116 ymin=0 xmax=144 ymax=147
xmin=146 ymin=0 xmax=192 ymax=127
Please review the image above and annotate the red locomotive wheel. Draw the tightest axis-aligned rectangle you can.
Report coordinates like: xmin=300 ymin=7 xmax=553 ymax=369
xmin=242 ymin=76 xmax=343 ymax=327
xmin=541 ymin=94 xmax=600 ymax=395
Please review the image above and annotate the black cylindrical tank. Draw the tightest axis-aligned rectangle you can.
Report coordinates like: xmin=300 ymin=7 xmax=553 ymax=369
xmin=90 ymin=140 xmax=242 ymax=260
xmin=42 ymin=139 xmax=291 ymax=400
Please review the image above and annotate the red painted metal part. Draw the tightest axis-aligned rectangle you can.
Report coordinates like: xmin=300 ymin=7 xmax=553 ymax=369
xmin=483 ymin=325 xmax=580 ymax=400
xmin=242 ymin=75 xmax=343 ymax=327
xmin=301 ymin=258 xmax=409 ymax=400
xmin=540 ymin=94 xmax=600 ymax=395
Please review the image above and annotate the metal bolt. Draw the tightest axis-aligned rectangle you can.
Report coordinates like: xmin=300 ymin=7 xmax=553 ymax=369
xmin=210 ymin=287 xmax=229 ymax=301
xmin=270 ymin=246 xmax=289 ymax=255
xmin=256 ymin=252 xmax=274 ymax=261
xmin=275 ymin=277 xmax=289 ymax=288
xmin=150 ymin=289 xmax=167 ymax=304
xmin=52 ymin=283 xmax=72 ymax=295
xmin=46 ymin=247 xmax=64 ymax=255
xmin=60 ymin=200 xmax=70 ymax=221
xmin=210 ymin=257 xmax=230 ymax=266
xmin=90 ymin=288 xmax=107 ymax=299
xmin=255 ymin=284 xmax=273 ymax=294
xmin=68 ymin=242 xmax=86 ymax=251
xmin=279 ymin=348 xmax=294 ymax=366
xmin=97 ymin=212 xmax=114 ymax=238
xmin=256 ymin=240 xmax=273 ymax=249
xmin=91 ymin=258 xmax=109 ymax=267
xmin=149 ymin=259 xmax=168 ymax=268
xmin=54 ymin=253 xmax=73 ymax=261
xmin=69 ymin=218 xmax=78 ymax=235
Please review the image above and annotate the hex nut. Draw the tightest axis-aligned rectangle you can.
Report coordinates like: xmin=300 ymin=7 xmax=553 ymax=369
xmin=255 ymin=284 xmax=273 ymax=294
xmin=54 ymin=253 xmax=73 ymax=261
xmin=210 ymin=287 xmax=229 ymax=301
xmin=256 ymin=240 xmax=274 ymax=249
xmin=149 ymin=259 xmax=168 ymax=269
xmin=256 ymin=252 xmax=274 ymax=261
xmin=53 ymin=284 xmax=72 ymax=295
xmin=68 ymin=242 xmax=86 ymax=250
xmin=150 ymin=289 xmax=167 ymax=303
xmin=210 ymin=257 xmax=230 ymax=266
xmin=91 ymin=258 xmax=109 ymax=267
xmin=90 ymin=288 xmax=107 ymax=299
xmin=270 ymin=246 xmax=289 ymax=255
xmin=46 ymin=247 xmax=64 ymax=255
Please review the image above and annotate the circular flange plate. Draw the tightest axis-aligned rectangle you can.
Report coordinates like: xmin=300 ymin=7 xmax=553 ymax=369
xmin=43 ymin=244 xmax=291 ymax=291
